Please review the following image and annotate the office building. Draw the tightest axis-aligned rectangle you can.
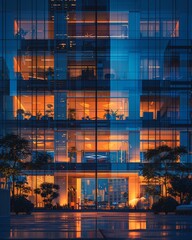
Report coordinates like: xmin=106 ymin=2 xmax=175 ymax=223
xmin=0 ymin=0 xmax=191 ymax=208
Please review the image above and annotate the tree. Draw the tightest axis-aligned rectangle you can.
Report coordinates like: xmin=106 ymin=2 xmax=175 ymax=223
xmin=142 ymin=145 xmax=187 ymax=198
xmin=0 ymin=134 xmax=31 ymax=198
xmin=15 ymin=179 xmax=31 ymax=198
xmin=152 ymin=196 xmax=178 ymax=214
xmin=0 ymin=162 xmax=20 ymax=185
xmin=34 ymin=182 xmax=60 ymax=208
xmin=168 ymin=176 xmax=192 ymax=204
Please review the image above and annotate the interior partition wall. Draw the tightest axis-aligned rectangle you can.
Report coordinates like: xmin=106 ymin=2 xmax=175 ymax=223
xmin=0 ymin=0 xmax=192 ymax=209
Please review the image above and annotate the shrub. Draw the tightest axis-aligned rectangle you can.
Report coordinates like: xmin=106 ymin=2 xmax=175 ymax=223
xmin=152 ymin=197 xmax=178 ymax=214
xmin=11 ymin=196 xmax=34 ymax=215
xmin=34 ymin=182 xmax=60 ymax=209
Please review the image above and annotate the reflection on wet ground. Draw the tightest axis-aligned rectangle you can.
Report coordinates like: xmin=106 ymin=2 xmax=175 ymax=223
xmin=1 ymin=212 xmax=192 ymax=239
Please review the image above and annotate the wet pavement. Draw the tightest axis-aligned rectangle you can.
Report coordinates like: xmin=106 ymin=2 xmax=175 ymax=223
xmin=1 ymin=212 xmax=192 ymax=239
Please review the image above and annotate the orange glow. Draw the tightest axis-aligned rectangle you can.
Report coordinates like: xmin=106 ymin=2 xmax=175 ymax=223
xmin=13 ymin=95 xmax=54 ymax=119
xmin=14 ymin=57 xmax=21 ymax=73
xmin=27 ymin=175 xmax=54 ymax=207
xmin=68 ymin=12 xmax=128 ymax=23
xmin=68 ymin=93 xmax=128 ymax=120
xmin=14 ymin=20 xmax=54 ymax=39
xmin=70 ymin=131 xmax=128 ymax=153
xmin=140 ymin=130 xmax=180 ymax=150
xmin=172 ymin=21 xmax=179 ymax=37
xmin=129 ymin=220 xmax=146 ymax=230
xmin=68 ymin=20 xmax=128 ymax=24
xmin=14 ymin=55 xmax=54 ymax=80
xmin=129 ymin=175 xmax=140 ymax=207
xmin=14 ymin=20 xmax=19 ymax=35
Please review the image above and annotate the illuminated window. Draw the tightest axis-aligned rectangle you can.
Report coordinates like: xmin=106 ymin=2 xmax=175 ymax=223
xmin=13 ymin=95 xmax=54 ymax=120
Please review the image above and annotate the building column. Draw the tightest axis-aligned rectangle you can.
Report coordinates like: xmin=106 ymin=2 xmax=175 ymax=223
xmin=129 ymin=12 xmax=140 ymax=39
xmin=54 ymin=92 xmax=67 ymax=120
xmin=180 ymin=94 xmax=190 ymax=124
xmin=180 ymin=131 xmax=192 ymax=163
xmin=128 ymin=53 xmax=140 ymax=121
xmin=128 ymin=174 xmax=140 ymax=207
xmin=54 ymin=12 xmax=67 ymax=80
xmin=5 ymin=96 xmax=14 ymax=120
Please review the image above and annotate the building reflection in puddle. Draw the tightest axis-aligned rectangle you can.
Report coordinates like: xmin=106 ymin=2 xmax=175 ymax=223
xmin=129 ymin=220 xmax=146 ymax=230
xmin=8 ymin=213 xmax=192 ymax=239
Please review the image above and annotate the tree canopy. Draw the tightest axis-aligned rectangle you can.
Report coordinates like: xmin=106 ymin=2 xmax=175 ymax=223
xmin=34 ymin=182 xmax=60 ymax=208
xmin=142 ymin=145 xmax=187 ymax=198
xmin=0 ymin=134 xmax=31 ymax=197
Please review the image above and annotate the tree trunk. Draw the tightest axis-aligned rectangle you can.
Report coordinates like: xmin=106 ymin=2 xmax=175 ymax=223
xmin=12 ymin=175 xmax=15 ymax=199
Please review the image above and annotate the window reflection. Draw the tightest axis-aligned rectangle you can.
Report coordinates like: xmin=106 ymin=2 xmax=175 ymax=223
xmin=14 ymin=20 xmax=54 ymax=39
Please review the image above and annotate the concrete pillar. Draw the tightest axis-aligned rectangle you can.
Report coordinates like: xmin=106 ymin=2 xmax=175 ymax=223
xmin=54 ymin=12 xmax=67 ymax=40
xmin=5 ymin=96 xmax=14 ymax=120
xmin=54 ymin=12 xmax=67 ymax=80
xmin=2 ymin=12 xmax=17 ymax=96
xmin=54 ymin=92 xmax=67 ymax=120
xmin=180 ymin=131 xmax=192 ymax=163
xmin=180 ymin=53 xmax=188 ymax=79
xmin=179 ymin=14 xmax=188 ymax=40
xmin=0 ymin=188 xmax=10 ymax=216
xmin=180 ymin=94 xmax=190 ymax=124
xmin=54 ymin=53 xmax=67 ymax=80
xmin=129 ymin=12 xmax=140 ymax=39
xmin=128 ymin=52 xmax=140 ymax=121
xmin=129 ymin=93 xmax=140 ymax=120
xmin=0 ymin=188 xmax=10 ymax=239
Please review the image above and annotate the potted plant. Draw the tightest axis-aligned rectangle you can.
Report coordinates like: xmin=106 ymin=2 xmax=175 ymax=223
xmin=110 ymin=109 xmax=118 ymax=120
xmin=17 ymin=109 xmax=25 ymax=120
xmin=24 ymin=111 xmax=32 ymax=120
xmin=68 ymin=109 xmax=76 ymax=120
xmin=15 ymin=28 xmax=28 ymax=39
xmin=34 ymin=182 xmax=60 ymax=209
xmin=17 ymin=109 xmax=25 ymax=114
xmin=46 ymin=67 xmax=54 ymax=80
xmin=104 ymin=109 xmax=111 ymax=120
xmin=45 ymin=104 xmax=54 ymax=119
xmin=103 ymin=109 xmax=118 ymax=120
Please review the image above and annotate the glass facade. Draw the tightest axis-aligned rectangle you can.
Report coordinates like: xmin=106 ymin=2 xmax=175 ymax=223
xmin=0 ymin=0 xmax=192 ymax=209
